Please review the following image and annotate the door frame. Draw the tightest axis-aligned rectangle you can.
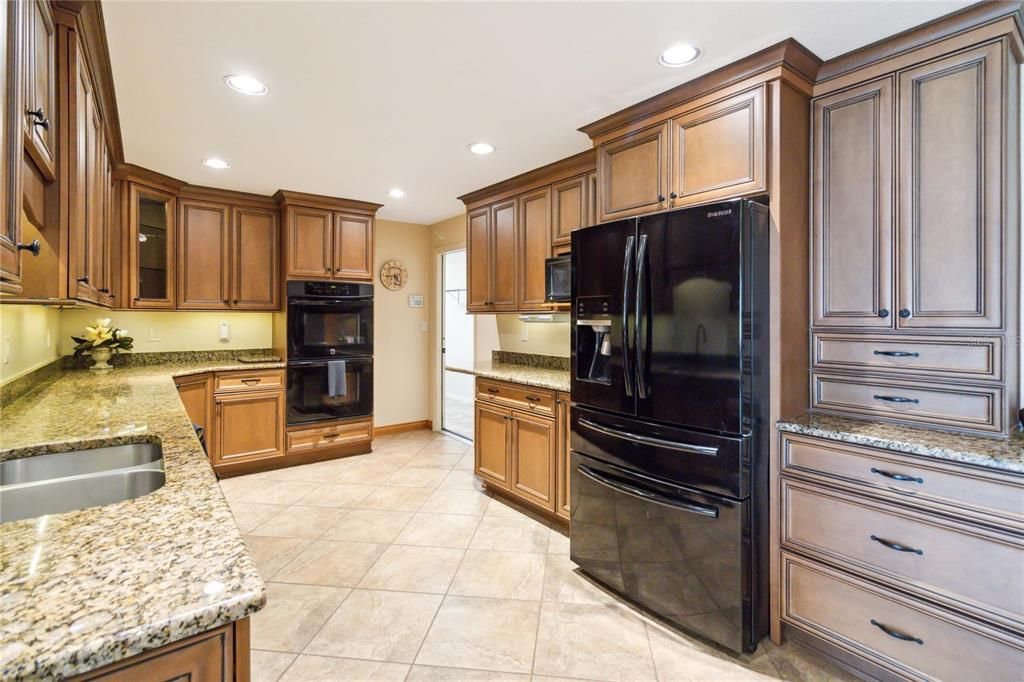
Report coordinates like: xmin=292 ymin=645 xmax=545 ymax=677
xmin=433 ymin=246 xmax=477 ymax=440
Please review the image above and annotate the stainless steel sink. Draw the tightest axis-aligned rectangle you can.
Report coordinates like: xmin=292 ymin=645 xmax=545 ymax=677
xmin=0 ymin=444 xmax=165 ymax=523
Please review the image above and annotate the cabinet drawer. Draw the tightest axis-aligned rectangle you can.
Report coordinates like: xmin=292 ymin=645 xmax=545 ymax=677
xmin=287 ymin=419 xmax=372 ymax=454
xmin=812 ymin=334 xmax=1002 ymax=382
xmin=782 ymin=553 xmax=1024 ymax=682
xmin=477 ymin=378 xmax=555 ymax=416
xmin=214 ymin=369 xmax=285 ymax=394
xmin=781 ymin=434 xmax=1024 ymax=526
xmin=782 ymin=478 xmax=1024 ymax=629
xmin=811 ymin=372 xmax=1003 ymax=433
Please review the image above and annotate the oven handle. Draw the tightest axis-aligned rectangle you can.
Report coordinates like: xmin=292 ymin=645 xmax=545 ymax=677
xmin=578 ymin=465 xmax=719 ymax=518
xmin=287 ymin=358 xmax=371 ymax=367
xmin=288 ymin=299 xmax=371 ymax=305
xmin=578 ymin=417 xmax=718 ymax=456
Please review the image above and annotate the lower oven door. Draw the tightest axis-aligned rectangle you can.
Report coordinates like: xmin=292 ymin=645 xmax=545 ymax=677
xmin=287 ymin=357 xmax=373 ymax=425
xmin=570 ymin=452 xmax=753 ymax=653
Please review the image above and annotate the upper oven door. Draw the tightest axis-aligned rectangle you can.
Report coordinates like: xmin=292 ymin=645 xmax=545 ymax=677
xmin=288 ymin=299 xmax=373 ymax=359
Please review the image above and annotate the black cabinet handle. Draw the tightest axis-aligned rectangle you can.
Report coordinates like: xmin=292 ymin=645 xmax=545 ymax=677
xmin=899 ymin=308 xmax=911 ymax=318
xmin=34 ymin=117 xmax=50 ymax=131
xmin=16 ymin=240 xmax=40 ymax=256
xmin=873 ymin=350 xmax=919 ymax=358
xmin=26 ymin=108 xmax=49 ymax=130
xmin=657 ymin=194 xmax=666 ymax=202
xmin=486 ymin=387 xmax=499 ymax=394
xmin=76 ymin=276 xmax=89 ymax=284
xmin=873 ymin=394 xmax=919 ymax=404
xmin=877 ymin=308 xmax=889 ymax=318
xmin=870 ymin=620 xmax=923 ymax=645
xmin=98 ymin=288 xmax=110 ymax=294
xmin=525 ymin=396 xmax=541 ymax=403
xmin=669 ymin=192 xmax=678 ymax=199
xmin=870 ymin=535 xmax=923 ymax=555
xmin=870 ymin=467 xmax=923 ymax=484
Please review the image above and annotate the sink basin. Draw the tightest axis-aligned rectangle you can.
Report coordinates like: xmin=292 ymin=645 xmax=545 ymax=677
xmin=0 ymin=443 xmax=162 ymax=485
xmin=0 ymin=444 xmax=165 ymax=523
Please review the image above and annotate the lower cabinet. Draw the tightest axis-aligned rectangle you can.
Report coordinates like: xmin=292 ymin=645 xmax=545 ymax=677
xmin=286 ymin=418 xmax=373 ymax=455
xmin=174 ymin=373 xmax=213 ymax=449
xmin=555 ymin=391 xmax=571 ymax=520
xmin=214 ymin=390 xmax=285 ymax=467
xmin=474 ymin=378 xmax=567 ymax=519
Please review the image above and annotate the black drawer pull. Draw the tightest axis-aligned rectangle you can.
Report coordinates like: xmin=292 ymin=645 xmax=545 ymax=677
xmin=486 ymin=387 xmax=499 ymax=394
xmin=873 ymin=350 xmax=919 ymax=358
xmin=873 ymin=394 xmax=919 ymax=404
xmin=870 ymin=467 xmax=923 ymax=484
xmin=870 ymin=535 xmax=923 ymax=555
xmin=525 ymin=396 xmax=541 ymax=402
xmin=870 ymin=619 xmax=923 ymax=645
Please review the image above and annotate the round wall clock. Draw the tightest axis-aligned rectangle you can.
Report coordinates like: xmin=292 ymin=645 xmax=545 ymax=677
xmin=379 ymin=260 xmax=408 ymax=291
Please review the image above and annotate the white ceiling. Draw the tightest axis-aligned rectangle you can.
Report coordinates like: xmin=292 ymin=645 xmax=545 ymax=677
xmin=103 ymin=1 xmax=970 ymax=224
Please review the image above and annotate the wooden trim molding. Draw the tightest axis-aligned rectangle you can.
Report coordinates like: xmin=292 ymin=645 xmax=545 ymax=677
xmin=458 ymin=149 xmax=596 ymax=206
xmin=179 ymin=184 xmax=278 ymax=210
xmin=373 ymin=420 xmax=433 ymax=436
xmin=114 ymin=162 xmax=186 ymax=194
xmin=273 ymin=189 xmax=383 ymax=215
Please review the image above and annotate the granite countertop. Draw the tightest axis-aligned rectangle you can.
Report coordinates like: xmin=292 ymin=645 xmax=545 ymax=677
xmin=0 ymin=359 xmax=284 ymax=679
xmin=448 ymin=361 xmax=570 ymax=392
xmin=778 ymin=412 xmax=1024 ymax=475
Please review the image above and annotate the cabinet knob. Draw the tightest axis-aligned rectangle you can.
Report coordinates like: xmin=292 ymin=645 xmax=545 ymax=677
xmin=26 ymin=108 xmax=49 ymax=130
xmin=669 ymin=192 xmax=678 ymax=200
xmin=657 ymin=194 xmax=666 ymax=202
xmin=877 ymin=308 xmax=889 ymax=318
xmin=76 ymin=276 xmax=89 ymax=284
xmin=98 ymin=288 xmax=110 ymax=294
xmin=898 ymin=308 xmax=911 ymax=319
xmin=16 ymin=240 xmax=40 ymax=256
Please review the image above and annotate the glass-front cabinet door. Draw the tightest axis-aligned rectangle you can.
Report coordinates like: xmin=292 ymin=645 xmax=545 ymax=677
xmin=128 ymin=183 xmax=175 ymax=309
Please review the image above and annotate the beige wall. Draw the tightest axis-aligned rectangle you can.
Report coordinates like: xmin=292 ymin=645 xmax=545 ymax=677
xmin=0 ymin=304 xmax=62 ymax=384
xmin=492 ymin=316 xmax=570 ymax=357
xmin=375 ymin=219 xmax=432 ymax=427
xmin=58 ymin=310 xmax=272 ymax=355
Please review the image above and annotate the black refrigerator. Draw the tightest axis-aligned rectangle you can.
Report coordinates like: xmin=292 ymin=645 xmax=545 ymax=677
xmin=569 ymin=198 xmax=770 ymax=653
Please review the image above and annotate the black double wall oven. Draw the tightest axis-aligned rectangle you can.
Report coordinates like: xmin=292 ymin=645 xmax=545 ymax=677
xmin=570 ymin=199 xmax=771 ymax=653
xmin=286 ymin=281 xmax=374 ymax=426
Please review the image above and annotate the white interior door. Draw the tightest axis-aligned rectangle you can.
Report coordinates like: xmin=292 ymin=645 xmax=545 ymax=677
xmin=442 ymin=249 xmax=474 ymax=439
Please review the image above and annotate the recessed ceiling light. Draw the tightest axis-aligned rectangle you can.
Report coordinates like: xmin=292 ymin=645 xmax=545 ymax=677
xmin=658 ymin=44 xmax=701 ymax=68
xmin=223 ymin=74 xmax=268 ymax=96
xmin=468 ymin=142 xmax=496 ymax=155
xmin=202 ymin=157 xmax=231 ymax=169
xmin=388 ymin=188 xmax=406 ymax=199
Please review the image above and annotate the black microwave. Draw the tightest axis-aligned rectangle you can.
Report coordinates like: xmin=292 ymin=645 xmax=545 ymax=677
xmin=545 ymin=255 xmax=571 ymax=302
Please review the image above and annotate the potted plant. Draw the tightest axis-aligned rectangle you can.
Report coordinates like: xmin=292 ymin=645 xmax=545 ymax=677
xmin=71 ymin=318 xmax=134 ymax=370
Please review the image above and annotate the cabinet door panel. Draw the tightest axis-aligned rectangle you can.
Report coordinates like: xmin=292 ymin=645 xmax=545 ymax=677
xmin=511 ymin=410 xmax=556 ymax=512
xmin=24 ymin=0 xmax=55 ymax=178
xmin=586 ymin=171 xmax=598 ymax=227
xmin=177 ymin=200 xmax=229 ymax=309
xmin=551 ymin=175 xmax=585 ymax=246
xmin=812 ymin=77 xmax=894 ymax=327
xmin=518 ymin=188 xmax=551 ymax=311
xmin=555 ymin=392 xmax=571 ymax=520
xmin=0 ymin=0 xmax=21 ymax=291
xmin=233 ymin=207 xmax=278 ymax=309
xmin=286 ymin=207 xmax=332 ymax=279
xmin=334 ymin=212 xmax=373 ymax=281
xmin=214 ymin=391 xmax=285 ymax=465
xmin=670 ymin=86 xmax=766 ymax=207
xmin=897 ymin=42 xmax=1003 ymax=329
xmin=490 ymin=199 xmax=518 ymax=310
xmin=474 ymin=401 xmax=510 ymax=488
xmin=466 ymin=207 xmax=490 ymax=311
xmin=128 ymin=184 xmax=175 ymax=309
xmin=175 ymin=375 xmax=213 ymax=459
xmin=69 ymin=45 xmax=98 ymax=303
xmin=598 ymin=122 xmax=669 ymax=221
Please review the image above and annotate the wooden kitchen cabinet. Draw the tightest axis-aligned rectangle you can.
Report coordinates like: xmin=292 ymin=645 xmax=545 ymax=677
xmin=510 ymin=407 xmax=557 ymax=512
xmin=232 ymin=207 xmax=279 ymax=309
xmin=474 ymin=401 xmax=511 ymax=488
xmin=551 ymin=174 xmax=586 ymax=247
xmin=585 ymin=170 xmax=598 ymax=228
xmin=127 ymin=183 xmax=175 ymax=309
xmin=175 ymin=373 xmax=213 ymax=453
xmin=555 ymin=391 xmax=571 ymax=520
xmin=177 ymin=199 xmax=230 ymax=309
xmin=0 ymin=0 xmax=22 ymax=294
xmin=213 ymin=389 xmax=285 ymax=467
xmin=278 ymin=192 xmax=380 ymax=282
xmin=466 ymin=206 xmax=490 ymax=311
xmin=490 ymin=199 xmax=518 ymax=310
xmin=22 ymin=0 xmax=56 ymax=180
xmin=811 ymin=77 xmax=894 ymax=328
xmin=597 ymin=122 xmax=670 ymax=222
xmin=333 ymin=212 xmax=373 ymax=281
xmin=284 ymin=206 xmax=332 ymax=279
xmin=517 ymin=187 xmax=551 ymax=311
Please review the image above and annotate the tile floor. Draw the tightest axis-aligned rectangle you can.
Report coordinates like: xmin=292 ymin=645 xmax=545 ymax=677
xmin=221 ymin=429 xmax=857 ymax=682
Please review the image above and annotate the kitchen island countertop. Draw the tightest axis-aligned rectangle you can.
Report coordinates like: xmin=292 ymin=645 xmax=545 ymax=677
xmin=446 ymin=360 xmax=570 ymax=393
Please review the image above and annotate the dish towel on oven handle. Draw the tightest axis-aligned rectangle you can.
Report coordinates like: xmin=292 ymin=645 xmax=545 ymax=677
xmin=327 ymin=360 xmax=348 ymax=397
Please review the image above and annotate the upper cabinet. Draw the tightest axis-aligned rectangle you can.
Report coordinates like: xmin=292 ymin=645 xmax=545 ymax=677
xmin=127 ymin=183 xmax=175 ymax=309
xmin=551 ymin=174 xmax=585 ymax=248
xmin=517 ymin=188 xmax=550 ymax=311
xmin=23 ymin=0 xmax=56 ymax=180
xmin=277 ymin=191 xmax=381 ymax=283
xmin=0 ymin=0 xmax=24 ymax=293
xmin=597 ymin=122 xmax=669 ymax=222
xmin=490 ymin=199 xmax=518 ymax=311
xmin=232 ymin=207 xmax=279 ymax=309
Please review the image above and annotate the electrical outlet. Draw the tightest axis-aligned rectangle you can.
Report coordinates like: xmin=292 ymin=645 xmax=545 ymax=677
xmin=219 ymin=322 xmax=230 ymax=342
xmin=149 ymin=327 xmax=161 ymax=342
xmin=520 ymin=325 xmax=529 ymax=342
xmin=3 ymin=335 xmax=11 ymax=365
xmin=46 ymin=328 xmax=51 ymax=349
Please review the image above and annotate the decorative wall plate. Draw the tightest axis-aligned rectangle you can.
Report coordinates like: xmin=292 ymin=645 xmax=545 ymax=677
xmin=380 ymin=259 xmax=408 ymax=291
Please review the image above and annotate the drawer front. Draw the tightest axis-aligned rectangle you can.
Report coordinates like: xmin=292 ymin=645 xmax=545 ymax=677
xmin=782 ymin=553 xmax=1024 ymax=682
xmin=782 ymin=479 xmax=1024 ymax=627
xmin=286 ymin=419 xmax=372 ymax=454
xmin=214 ymin=369 xmax=285 ymax=393
xmin=811 ymin=372 xmax=1002 ymax=433
xmin=477 ymin=378 xmax=555 ymax=416
xmin=812 ymin=334 xmax=1002 ymax=382
xmin=781 ymin=435 xmax=1024 ymax=526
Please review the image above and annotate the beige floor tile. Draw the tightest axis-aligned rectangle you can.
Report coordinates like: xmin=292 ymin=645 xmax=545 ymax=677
xmin=219 ymin=476 xmax=270 ymax=501
xmin=416 ymin=596 xmax=540 ymax=674
xmin=229 ymin=502 xmax=288 ymax=534
xmin=411 ymin=452 xmax=465 ymax=468
xmin=331 ymin=463 xmax=404 ymax=485
xmin=418 ymin=440 xmax=472 ymax=454
xmin=768 ymin=641 xmax=859 ymax=682
xmin=454 ymin=454 xmax=476 ymax=470
xmin=358 ymin=485 xmax=434 ymax=511
xmin=449 ymin=550 xmax=546 ymax=600
xmin=646 ymin=624 xmax=778 ymax=681
xmin=386 ymin=466 xmax=452 ymax=488
xmin=471 ymin=515 xmax=550 ymax=553
xmin=547 ymin=527 xmax=570 ymax=555
xmin=257 ymin=463 xmax=335 ymax=483
xmin=322 ymin=508 xmax=413 ymax=543
xmin=484 ymin=497 xmax=549 ymax=524
xmin=273 ymin=540 xmax=387 ymax=587
xmin=250 ymin=583 xmax=349 ymax=653
xmin=540 ymin=554 xmax=615 ymax=605
xmin=358 ymin=545 xmax=465 ymax=593
xmin=250 ymin=650 xmax=296 ymax=682
xmin=394 ymin=512 xmax=482 ymax=549
xmin=438 ymin=470 xmax=486 ymax=491
xmin=243 ymin=536 xmax=312 ymax=581
xmin=421 ymin=488 xmax=492 ymax=515
xmin=279 ymin=655 xmax=409 ymax=681
xmin=533 ymin=602 xmax=656 ymax=682
xmin=306 ymin=589 xmax=443 ymax=662
xmin=248 ymin=505 xmax=347 ymax=539
xmin=294 ymin=483 xmax=377 ymax=508
xmin=407 ymin=666 xmax=530 ymax=681
xmin=237 ymin=481 xmax=323 ymax=505
xmin=372 ymin=440 xmax=425 ymax=453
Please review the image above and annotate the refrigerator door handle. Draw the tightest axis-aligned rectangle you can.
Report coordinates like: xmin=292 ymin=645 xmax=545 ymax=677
xmin=634 ymin=234 xmax=650 ymax=398
xmin=578 ymin=417 xmax=719 ymax=456
xmin=578 ymin=464 xmax=720 ymax=518
xmin=621 ymin=236 xmax=636 ymax=397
